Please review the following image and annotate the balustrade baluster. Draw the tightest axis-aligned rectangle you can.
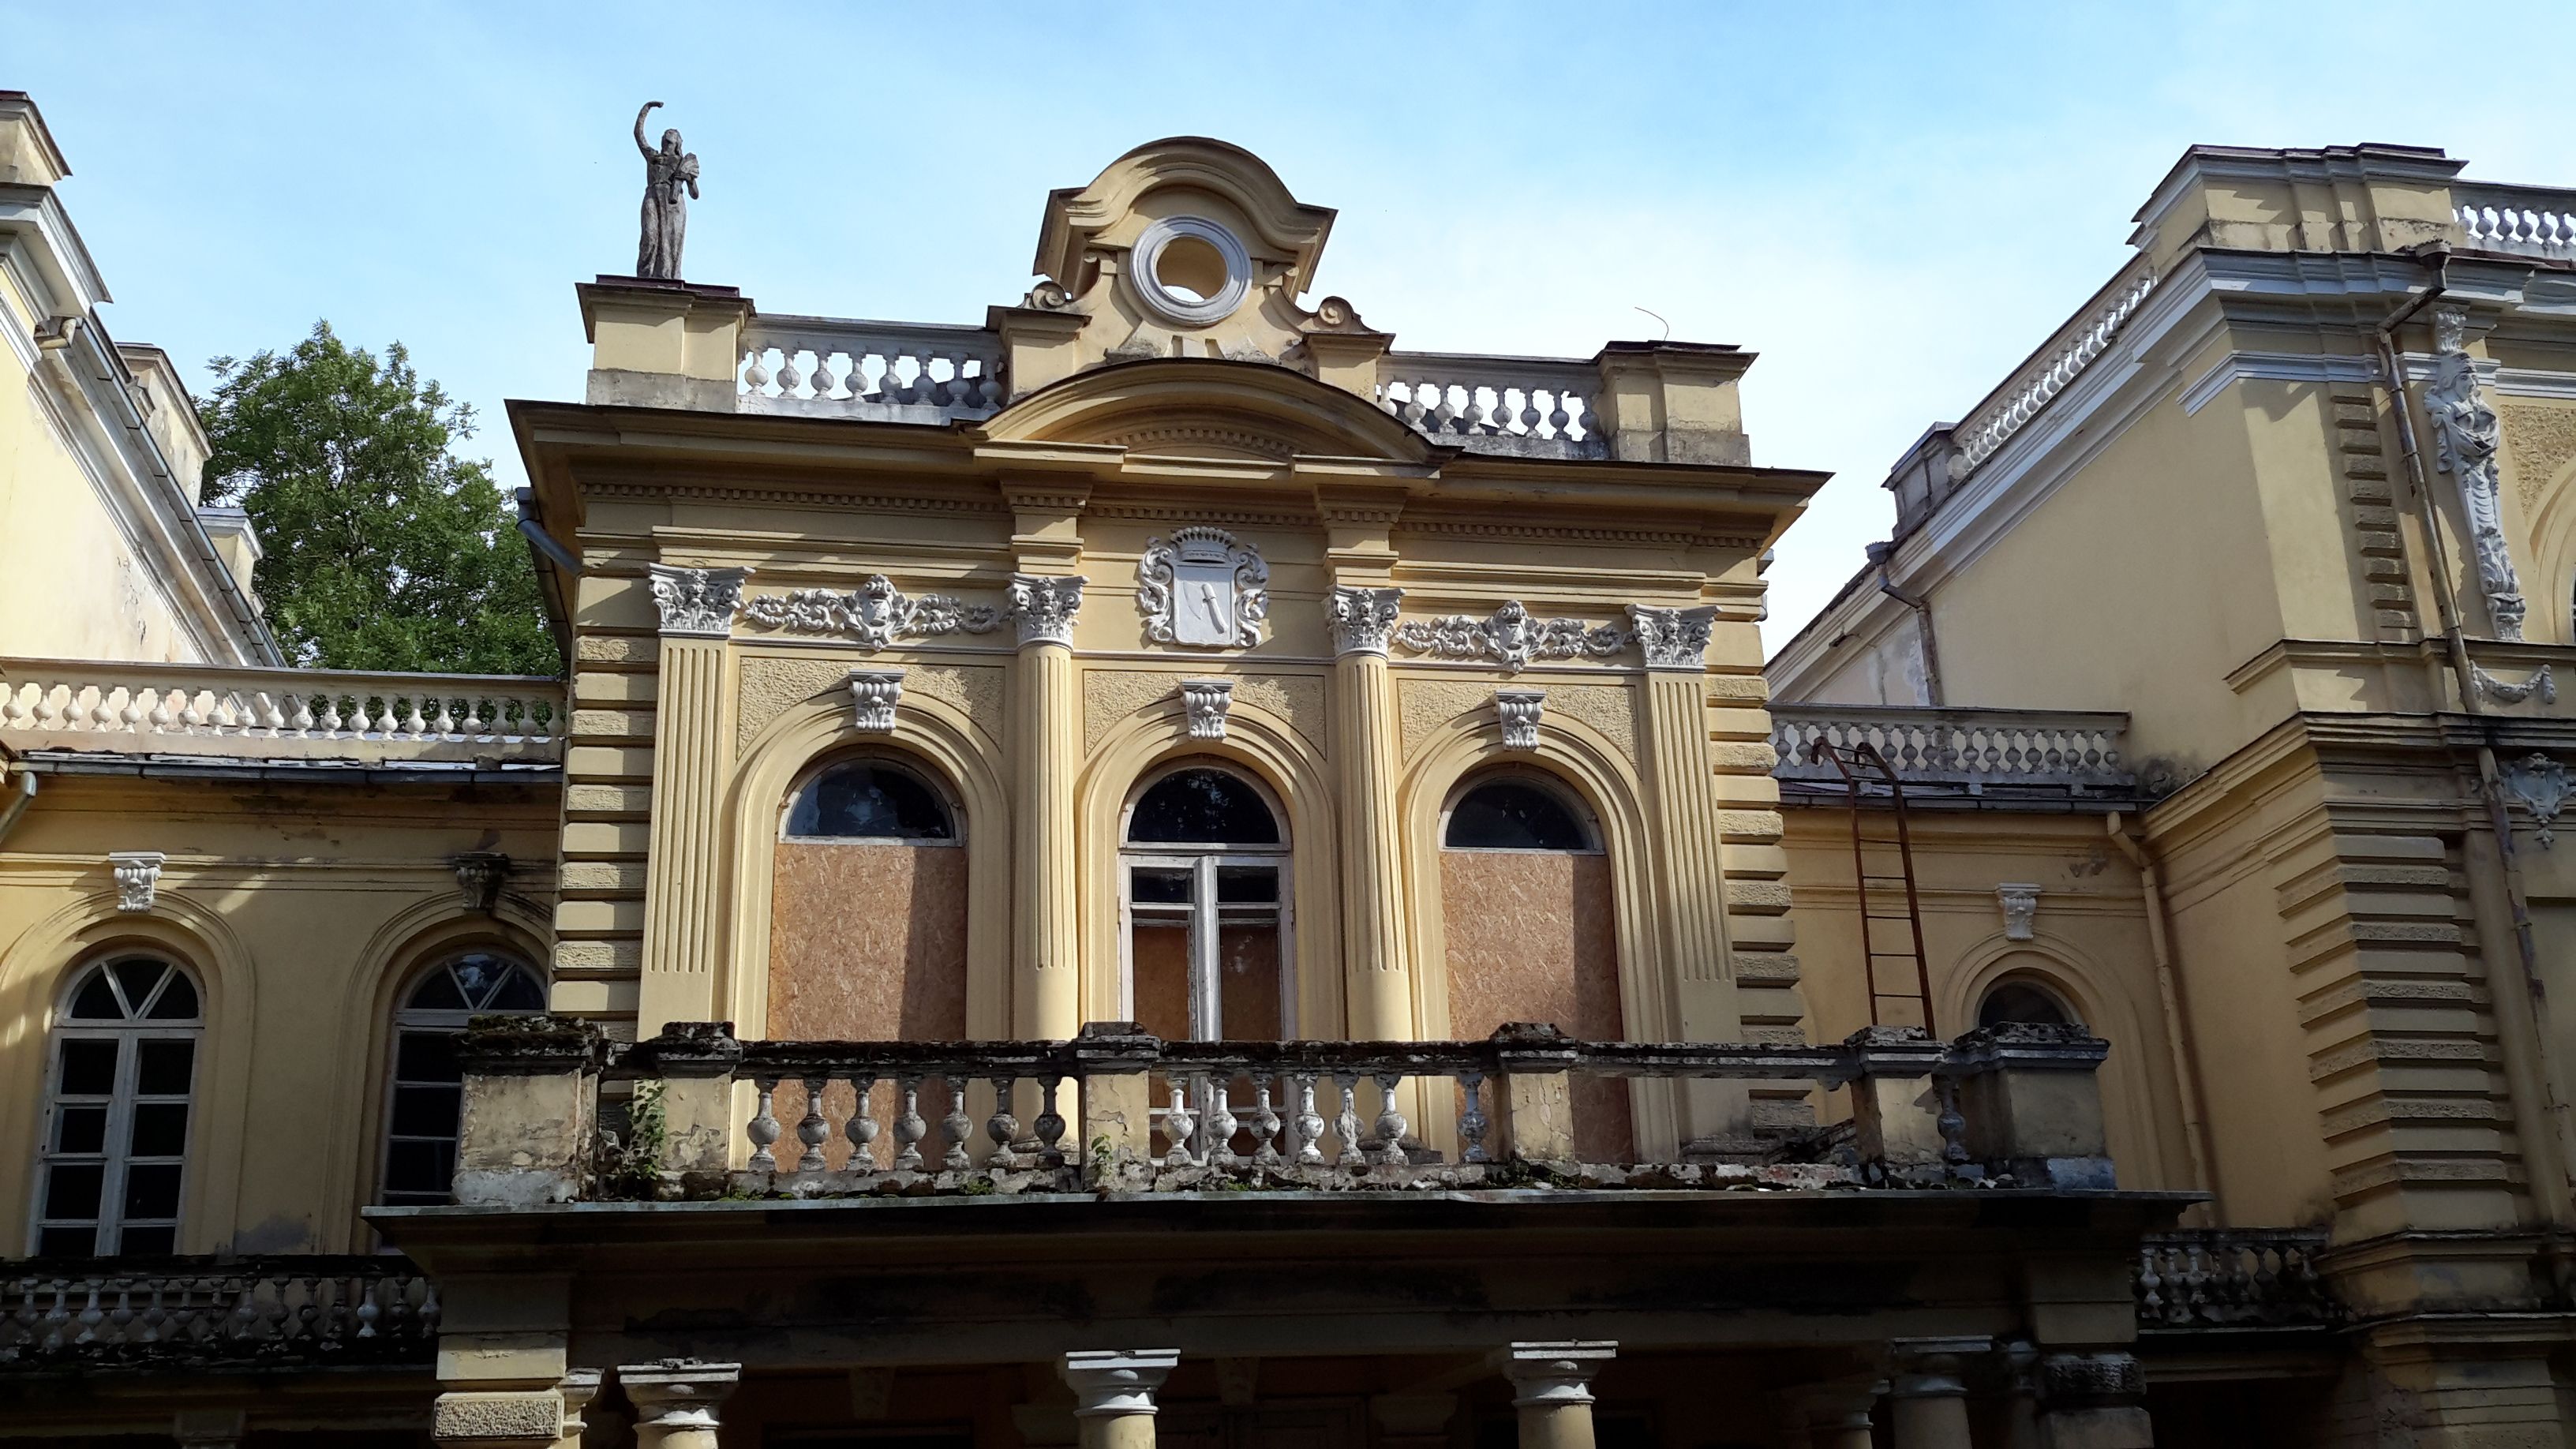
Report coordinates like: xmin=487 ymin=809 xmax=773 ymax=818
xmin=1457 ymin=1069 xmax=1490 ymax=1163
xmin=1249 ymin=1079 xmax=1282 ymax=1167
xmin=742 ymin=347 xmax=773 ymax=394
xmin=1164 ymin=1079 xmax=1200 ymax=1167
xmin=893 ymin=1075 xmax=927 ymax=1170
xmin=1291 ymin=1073 xmax=1325 ymax=1165
xmin=1334 ymin=1072 xmax=1363 ymax=1167
xmin=106 ymin=1280 xmax=135 ymax=1342
xmin=986 ymin=1073 xmax=1020 ymax=1169
xmin=139 ymin=1279 xmax=168 ymax=1343
xmin=1035 ymin=1075 xmax=1066 ymax=1163
xmin=1372 ymin=1072 xmax=1409 ymax=1166
xmin=941 ymin=1080 xmax=974 ymax=1171
xmin=747 ymin=1076 xmax=782 ymax=1170
xmin=1206 ymin=1080 xmax=1239 ymax=1167
xmin=847 ymin=1073 xmax=881 ymax=1169
xmin=355 ymin=1278 xmax=381 ymax=1339
xmin=795 ymin=1075 xmax=829 ymax=1173
xmin=40 ymin=1279 xmax=70 ymax=1350
xmin=75 ymin=1282 xmax=104 ymax=1345
xmin=776 ymin=348 xmax=806 ymax=398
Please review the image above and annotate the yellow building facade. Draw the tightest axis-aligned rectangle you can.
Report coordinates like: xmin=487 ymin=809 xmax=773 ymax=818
xmin=8 ymin=90 xmax=2572 ymax=1447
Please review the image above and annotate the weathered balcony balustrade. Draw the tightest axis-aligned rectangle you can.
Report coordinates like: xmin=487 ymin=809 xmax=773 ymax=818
xmin=1770 ymin=703 xmax=2133 ymax=798
xmin=2134 ymin=1229 xmax=2340 ymax=1331
xmin=451 ymin=1017 xmax=2121 ymax=1206
xmin=0 ymin=1256 xmax=440 ymax=1368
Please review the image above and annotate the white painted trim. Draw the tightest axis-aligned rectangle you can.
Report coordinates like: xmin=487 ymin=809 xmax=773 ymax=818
xmin=2496 ymin=367 xmax=2576 ymax=400
xmin=2179 ymin=351 xmax=2379 ymax=415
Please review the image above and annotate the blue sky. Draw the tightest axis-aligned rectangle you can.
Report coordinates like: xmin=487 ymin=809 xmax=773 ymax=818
xmin=14 ymin=2 xmax=2572 ymax=646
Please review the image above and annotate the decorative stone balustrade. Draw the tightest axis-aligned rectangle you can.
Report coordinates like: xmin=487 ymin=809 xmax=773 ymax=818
xmin=451 ymin=1019 xmax=2119 ymax=1204
xmin=1375 ymin=354 xmax=1605 ymax=459
xmin=0 ymin=1257 xmax=439 ymax=1367
xmin=1770 ymin=704 xmax=2132 ymax=796
xmin=2134 ymin=1229 xmax=2338 ymax=1331
xmin=739 ymin=315 xmax=1006 ymax=421
xmin=2454 ymin=183 xmax=2576 ymax=263
xmin=1948 ymin=256 xmax=2156 ymax=482
xmin=0 ymin=657 xmax=562 ymax=764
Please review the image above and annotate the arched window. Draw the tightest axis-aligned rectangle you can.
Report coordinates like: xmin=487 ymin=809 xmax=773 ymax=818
xmin=1121 ymin=765 xmax=1292 ymax=1040
xmin=784 ymin=758 xmax=957 ymax=842
xmin=1978 ymin=979 xmax=2079 ymax=1029
xmin=380 ymin=952 xmax=546 ymax=1207
xmin=1443 ymin=773 xmax=1600 ymax=852
xmin=36 ymin=957 xmax=201 ymax=1255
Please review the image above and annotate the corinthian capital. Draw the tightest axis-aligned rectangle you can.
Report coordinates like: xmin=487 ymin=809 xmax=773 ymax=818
xmin=1627 ymin=603 xmax=1717 ymax=672
xmin=1324 ymin=586 xmax=1403 ymax=657
xmin=647 ymin=564 xmax=751 ymax=638
xmin=1006 ymin=574 xmax=1087 ymax=647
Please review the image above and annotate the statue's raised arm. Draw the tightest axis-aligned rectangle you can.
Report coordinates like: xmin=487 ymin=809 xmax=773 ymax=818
xmin=634 ymin=101 xmax=662 ymax=159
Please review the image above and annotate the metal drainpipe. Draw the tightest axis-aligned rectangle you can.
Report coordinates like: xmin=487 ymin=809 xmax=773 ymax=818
xmin=2372 ymin=247 xmax=2576 ymax=1230
xmin=1866 ymin=542 xmax=1942 ymax=706
xmin=2106 ymin=811 xmax=2218 ymax=1222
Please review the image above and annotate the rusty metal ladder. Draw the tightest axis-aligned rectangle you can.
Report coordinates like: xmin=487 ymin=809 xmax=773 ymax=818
xmin=1808 ymin=739 xmax=1936 ymax=1035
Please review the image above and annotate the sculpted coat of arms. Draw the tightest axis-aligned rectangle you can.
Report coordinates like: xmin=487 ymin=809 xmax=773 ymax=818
xmin=1137 ymin=527 xmax=1269 ymax=649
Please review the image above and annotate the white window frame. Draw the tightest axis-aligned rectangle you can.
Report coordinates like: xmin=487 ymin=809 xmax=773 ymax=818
xmin=32 ymin=957 xmax=201 ymax=1256
xmin=1115 ymin=765 xmax=1295 ymax=1041
xmin=378 ymin=953 xmax=548 ymax=1208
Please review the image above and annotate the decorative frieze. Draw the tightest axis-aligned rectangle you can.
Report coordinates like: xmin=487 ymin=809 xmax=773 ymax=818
xmin=1138 ymin=527 xmax=1268 ymax=649
xmin=2426 ymin=305 xmax=2526 ymax=640
xmin=1179 ymin=679 xmax=1236 ymax=740
xmin=647 ymin=564 xmax=751 ymax=638
xmin=2474 ymin=662 xmax=2555 ymax=706
xmin=847 ymin=669 xmax=904 ymax=732
xmin=1006 ymin=575 xmax=1087 ymax=647
xmin=1391 ymin=601 xmax=1627 ymax=673
xmin=109 ymin=851 xmax=164 ymax=914
xmin=2506 ymin=753 xmax=2570 ymax=847
xmin=1997 ymin=883 xmax=2041 ymax=941
xmin=736 ymin=575 xmax=1002 ymax=650
xmin=1495 ymin=687 xmax=1546 ymax=749
xmin=1324 ymin=586 xmax=1404 ymax=657
xmin=1627 ymin=604 xmax=1717 ymax=672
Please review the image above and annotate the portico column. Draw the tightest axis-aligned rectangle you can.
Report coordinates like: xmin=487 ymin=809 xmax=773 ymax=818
xmin=1498 ymin=1341 xmax=1616 ymax=1449
xmin=1061 ymin=1349 xmax=1179 ymax=1449
xmin=621 ymin=1360 xmax=740 ymax=1449
xmin=1010 ymin=574 xmax=1087 ymax=1040
xmin=1783 ymin=1381 xmax=1881 ymax=1449
xmin=1326 ymin=585 xmax=1413 ymax=1037
xmin=1886 ymin=1340 xmax=1981 ymax=1449
xmin=1630 ymin=604 xmax=1743 ymax=1147
xmin=637 ymin=564 xmax=750 ymax=1035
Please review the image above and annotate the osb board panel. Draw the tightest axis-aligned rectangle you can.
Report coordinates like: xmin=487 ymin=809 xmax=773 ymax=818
xmin=1441 ymin=850 xmax=1631 ymax=1161
xmin=768 ymin=842 xmax=968 ymax=1040
xmin=1129 ymin=920 xmax=1285 ymax=1040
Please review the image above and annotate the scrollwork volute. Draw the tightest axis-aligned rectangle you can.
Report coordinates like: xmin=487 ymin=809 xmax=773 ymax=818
xmin=1006 ymin=575 xmax=1087 ymax=648
xmin=1324 ymin=586 xmax=1403 ymax=657
xmin=1627 ymin=604 xmax=1717 ymax=672
xmin=1390 ymin=601 xmax=1627 ymax=674
xmin=648 ymin=564 xmax=751 ymax=638
xmin=735 ymin=575 xmax=1002 ymax=650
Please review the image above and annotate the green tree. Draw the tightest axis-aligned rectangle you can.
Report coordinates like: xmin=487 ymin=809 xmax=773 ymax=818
xmin=199 ymin=321 xmax=558 ymax=676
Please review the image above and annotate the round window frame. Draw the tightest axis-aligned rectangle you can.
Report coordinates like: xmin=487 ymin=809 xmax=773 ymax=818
xmin=1127 ymin=216 xmax=1252 ymax=329
xmin=1438 ymin=769 xmax=1604 ymax=856
xmin=779 ymin=751 xmax=964 ymax=847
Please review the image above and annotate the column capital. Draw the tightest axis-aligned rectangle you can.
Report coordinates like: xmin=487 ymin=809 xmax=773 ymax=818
xmin=1886 ymin=1336 xmax=1986 ymax=1398
xmin=1008 ymin=574 xmax=1088 ymax=648
xmin=1496 ymin=1340 xmax=1617 ymax=1407
xmin=1627 ymin=602 xmax=1717 ymax=672
xmin=621 ymin=1359 xmax=740 ymax=1440
xmin=1061 ymin=1349 xmax=1180 ymax=1417
xmin=1325 ymin=585 xmax=1403 ymax=657
xmin=648 ymin=564 xmax=751 ymax=637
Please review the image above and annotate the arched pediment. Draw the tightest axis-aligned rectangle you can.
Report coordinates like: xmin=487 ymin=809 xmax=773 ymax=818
xmin=1035 ymin=137 xmax=1335 ymax=295
xmin=979 ymin=358 xmax=1440 ymax=464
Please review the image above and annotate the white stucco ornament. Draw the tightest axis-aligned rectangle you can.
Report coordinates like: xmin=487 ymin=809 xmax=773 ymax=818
xmin=1997 ymin=883 xmax=2041 ymax=942
xmin=1495 ymin=688 xmax=1546 ymax=750
xmin=1138 ymin=528 xmax=1268 ymax=649
xmin=847 ymin=669 xmax=904 ymax=733
xmin=110 ymin=851 xmax=166 ymax=914
xmin=1179 ymin=679 xmax=1235 ymax=740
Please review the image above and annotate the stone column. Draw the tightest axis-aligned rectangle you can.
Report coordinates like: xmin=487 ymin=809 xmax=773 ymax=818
xmin=1325 ymin=586 xmax=1413 ymax=1038
xmin=622 ymin=1360 xmax=740 ymax=1449
xmin=1886 ymin=1340 xmax=1981 ymax=1449
xmin=1630 ymin=605 xmax=1742 ymax=1149
xmin=1498 ymin=1342 xmax=1616 ymax=1449
xmin=1009 ymin=574 xmax=1087 ymax=1040
xmin=1062 ymin=1349 xmax=1179 ymax=1449
xmin=637 ymin=564 xmax=750 ymax=1036
xmin=1781 ymin=1381 xmax=1880 ymax=1449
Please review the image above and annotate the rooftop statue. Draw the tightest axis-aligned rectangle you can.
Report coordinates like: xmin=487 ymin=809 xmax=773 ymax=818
xmin=632 ymin=101 xmax=700 ymax=280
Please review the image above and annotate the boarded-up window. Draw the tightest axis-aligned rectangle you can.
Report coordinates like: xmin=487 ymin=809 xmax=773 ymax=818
xmin=1442 ymin=776 xmax=1631 ymax=1162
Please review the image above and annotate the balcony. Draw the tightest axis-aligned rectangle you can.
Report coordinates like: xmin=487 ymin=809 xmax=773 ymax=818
xmin=0 ymin=657 xmax=563 ymax=771
xmin=2454 ymin=181 xmax=2576 ymax=263
xmin=0 ymin=1256 xmax=439 ymax=1370
xmin=2133 ymin=1229 xmax=2341 ymax=1335
xmin=438 ymin=1017 xmax=2129 ymax=1206
xmin=1769 ymin=703 xmax=2135 ymax=804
